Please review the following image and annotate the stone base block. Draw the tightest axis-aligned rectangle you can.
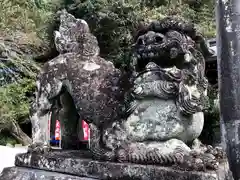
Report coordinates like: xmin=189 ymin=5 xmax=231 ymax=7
xmin=12 ymin=150 xmax=233 ymax=180
xmin=0 ymin=167 xmax=94 ymax=180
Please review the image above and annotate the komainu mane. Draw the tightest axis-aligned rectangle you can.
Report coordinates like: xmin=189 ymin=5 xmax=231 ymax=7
xmin=29 ymin=10 xmax=224 ymax=171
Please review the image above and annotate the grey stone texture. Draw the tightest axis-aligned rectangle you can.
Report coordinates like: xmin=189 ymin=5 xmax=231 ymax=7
xmin=0 ymin=167 xmax=94 ymax=180
xmin=216 ymin=0 xmax=240 ymax=179
xmin=29 ymin=9 xmax=129 ymax=151
xmin=9 ymin=151 xmax=232 ymax=180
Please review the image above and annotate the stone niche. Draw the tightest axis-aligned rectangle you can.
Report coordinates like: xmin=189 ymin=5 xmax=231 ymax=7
xmin=0 ymin=10 xmax=234 ymax=180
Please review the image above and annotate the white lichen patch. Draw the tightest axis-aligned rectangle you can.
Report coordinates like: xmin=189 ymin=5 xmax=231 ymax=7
xmin=184 ymin=84 xmax=200 ymax=99
xmin=46 ymin=83 xmax=51 ymax=93
xmin=79 ymin=19 xmax=88 ymax=26
xmin=134 ymin=86 xmax=143 ymax=94
xmin=36 ymin=80 xmax=40 ymax=91
xmin=48 ymin=56 xmax=67 ymax=66
xmin=31 ymin=113 xmax=41 ymax=143
xmin=83 ymin=62 xmax=100 ymax=71
xmin=184 ymin=53 xmax=192 ymax=62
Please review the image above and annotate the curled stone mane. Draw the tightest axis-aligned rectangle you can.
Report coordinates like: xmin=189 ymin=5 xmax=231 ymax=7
xmin=135 ymin=17 xmax=214 ymax=57
xmin=117 ymin=17 xmax=221 ymax=169
xmin=134 ymin=17 xmax=197 ymax=43
xmin=132 ymin=19 xmax=209 ymax=115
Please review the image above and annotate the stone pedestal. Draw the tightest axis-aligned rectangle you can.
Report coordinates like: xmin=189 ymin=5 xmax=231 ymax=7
xmin=0 ymin=167 xmax=94 ymax=180
xmin=0 ymin=150 xmax=233 ymax=180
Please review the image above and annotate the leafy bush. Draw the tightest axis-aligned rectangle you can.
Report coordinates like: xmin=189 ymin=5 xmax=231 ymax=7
xmin=0 ymin=0 xmax=63 ymax=51
xmin=64 ymin=0 xmax=215 ymax=69
xmin=0 ymin=0 xmax=60 ymax=144
xmin=65 ymin=0 xmax=141 ymax=69
xmin=0 ymin=78 xmax=35 ymax=127
xmin=200 ymin=86 xmax=220 ymax=145
xmin=0 ymin=78 xmax=35 ymax=145
xmin=0 ymin=132 xmax=18 ymax=146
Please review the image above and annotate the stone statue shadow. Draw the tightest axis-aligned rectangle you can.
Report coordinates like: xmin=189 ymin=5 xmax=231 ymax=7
xmin=51 ymin=86 xmax=81 ymax=150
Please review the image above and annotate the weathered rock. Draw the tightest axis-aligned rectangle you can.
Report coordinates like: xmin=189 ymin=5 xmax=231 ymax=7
xmin=112 ymin=18 xmax=221 ymax=169
xmin=0 ymin=167 xmax=94 ymax=180
xmin=216 ymin=0 xmax=240 ymax=179
xmin=13 ymin=151 xmax=232 ymax=180
xmin=30 ymin=9 xmax=129 ymax=151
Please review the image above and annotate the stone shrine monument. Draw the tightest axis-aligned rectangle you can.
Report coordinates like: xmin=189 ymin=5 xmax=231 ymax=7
xmin=0 ymin=10 xmax=233 ymax=180
xmin=216 ymin=0 xmax=240 ymax=179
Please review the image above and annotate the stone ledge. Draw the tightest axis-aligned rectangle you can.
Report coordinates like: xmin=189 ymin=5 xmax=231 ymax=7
xmin=0 ymin=167 xmax=94 ymax=180
xmin=14 ymin=150 xmax=233 ymax=180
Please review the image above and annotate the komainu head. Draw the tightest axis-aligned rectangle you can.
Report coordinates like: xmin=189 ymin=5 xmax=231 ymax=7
xmin=132 ymin=17 xmax=213 ymax=72
xmin=131 ymin=17 xmax=213 ymax=114
xmin=54 ymin=9 xmax=99 ymax=56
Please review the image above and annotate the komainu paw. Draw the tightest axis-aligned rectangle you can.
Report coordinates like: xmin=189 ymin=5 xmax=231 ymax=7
xmin=174 ymin=149 xmax=220 ymax=171
xmin=205 ymin=145 xmax=226 ymax=160
xmin=28 ymin=142 xmax=51 ymax=154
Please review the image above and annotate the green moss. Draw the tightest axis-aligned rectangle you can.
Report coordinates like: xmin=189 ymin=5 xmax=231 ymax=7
xmin=0 ymin=78 xmax=35 ymax=132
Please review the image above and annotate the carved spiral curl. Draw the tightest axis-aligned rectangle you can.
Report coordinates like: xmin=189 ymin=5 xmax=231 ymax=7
xmin=135 ymin=17 xmax=197 ymax=42
xmin=132 ymin=80 xmax=178 ymax=100
xmin=117 ymin=145 xmax=185 ymax=165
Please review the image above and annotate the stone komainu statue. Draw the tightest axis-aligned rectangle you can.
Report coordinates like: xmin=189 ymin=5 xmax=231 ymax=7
xmin=29 ymin=10 xmax=223 ymax=171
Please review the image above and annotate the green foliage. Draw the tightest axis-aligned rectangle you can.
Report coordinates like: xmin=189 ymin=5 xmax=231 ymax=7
xmin=0 ymin=0 xmax=62 ymax=143
xmin=140 ymin=0 xmax=216 ymax=38
xmin=0 ymin=78 xmax=35 ymax=132
xmin=201 ymin=86 xmax=219 ymax=144
xmin=0 ymin=0 xmax=62 ymax=49
xmin=0 ymin=132 xmax=18 ymax=145
xmin=65 ymin=0 xmax=216 ymax=68
xmin=66 ymin=0 xmax=142 ymax=68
